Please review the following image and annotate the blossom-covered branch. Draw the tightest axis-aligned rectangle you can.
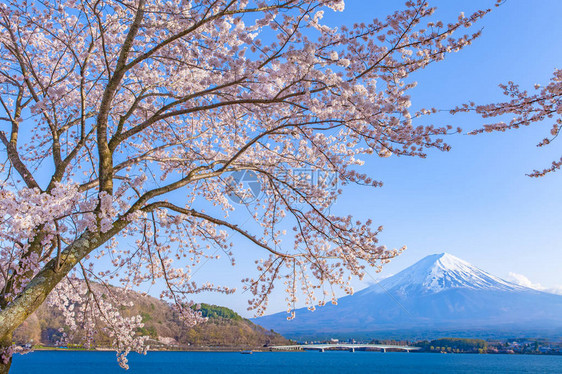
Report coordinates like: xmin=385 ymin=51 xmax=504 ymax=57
xmin=453 ymin=70 xmax=562 ymax=177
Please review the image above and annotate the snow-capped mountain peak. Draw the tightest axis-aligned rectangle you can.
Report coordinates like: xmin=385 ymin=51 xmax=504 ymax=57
xmin=255 ymin=252 xmax=562 ymax=339
xmin=360 ymin=252 xmax=524 ymax=296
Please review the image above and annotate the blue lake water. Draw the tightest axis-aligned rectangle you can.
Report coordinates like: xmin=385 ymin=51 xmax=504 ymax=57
xmin=10 ymin=351 xmax=562 ymax=373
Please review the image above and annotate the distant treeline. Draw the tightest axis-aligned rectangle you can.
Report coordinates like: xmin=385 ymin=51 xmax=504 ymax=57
xmin=416 ymin=338 xmax=488 ymax=353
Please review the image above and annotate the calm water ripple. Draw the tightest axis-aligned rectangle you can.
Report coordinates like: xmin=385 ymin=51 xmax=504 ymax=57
xmin=10 ymin=351 xmax=562 ymax=373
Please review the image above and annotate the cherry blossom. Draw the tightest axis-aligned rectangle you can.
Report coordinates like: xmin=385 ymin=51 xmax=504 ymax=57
xmin=0 ymin=0 xmax=489 ymax=371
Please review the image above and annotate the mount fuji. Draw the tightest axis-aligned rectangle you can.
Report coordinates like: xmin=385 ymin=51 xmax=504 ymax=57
xmin=254 ymin=253 xmax=562 ymax=339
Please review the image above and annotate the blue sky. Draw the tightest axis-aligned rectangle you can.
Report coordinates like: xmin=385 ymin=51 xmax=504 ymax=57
xmin=188 ymin=0 xmax=562 ymax=316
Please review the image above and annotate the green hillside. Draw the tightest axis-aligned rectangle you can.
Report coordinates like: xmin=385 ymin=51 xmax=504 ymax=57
xmin=13 ymin=288 xmax=290 ymax=350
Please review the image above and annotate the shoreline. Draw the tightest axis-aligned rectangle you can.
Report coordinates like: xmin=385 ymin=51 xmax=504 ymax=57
xmin=27 ymin=347 xmax=562 ymax=356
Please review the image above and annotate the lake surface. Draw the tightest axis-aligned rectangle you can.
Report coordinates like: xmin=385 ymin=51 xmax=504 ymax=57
xmin=11 ymin=351 xmax=562 ymax=373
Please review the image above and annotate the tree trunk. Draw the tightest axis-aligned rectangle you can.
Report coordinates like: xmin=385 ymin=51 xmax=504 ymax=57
xmin=0 ymin=225 xmax=126 ymax=373
xmin=0 ymin=332 xmax=13 ymax=374
xmin=0 ymin=232 xmax=97 ymax=341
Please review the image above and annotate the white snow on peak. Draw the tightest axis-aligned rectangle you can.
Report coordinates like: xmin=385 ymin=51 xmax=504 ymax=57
xmin=361 ymin=252 xmax=526 ymax=296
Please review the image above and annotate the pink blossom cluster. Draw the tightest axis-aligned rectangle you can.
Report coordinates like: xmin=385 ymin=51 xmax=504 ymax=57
xmin=48 ymin=277 xmax=149 ymax=369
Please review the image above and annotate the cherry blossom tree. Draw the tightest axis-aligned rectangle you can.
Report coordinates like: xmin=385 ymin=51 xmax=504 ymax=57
xmin=0 ymin=0 xmax=488 ymax=371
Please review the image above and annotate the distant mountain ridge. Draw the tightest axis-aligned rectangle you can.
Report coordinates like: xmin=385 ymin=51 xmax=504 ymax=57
xmin=255 ymin=253 xmax=562 ymax=340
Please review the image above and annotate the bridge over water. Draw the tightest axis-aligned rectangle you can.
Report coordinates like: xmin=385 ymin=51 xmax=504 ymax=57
xmin=269 ymin=344 xmax=421 ymax=353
